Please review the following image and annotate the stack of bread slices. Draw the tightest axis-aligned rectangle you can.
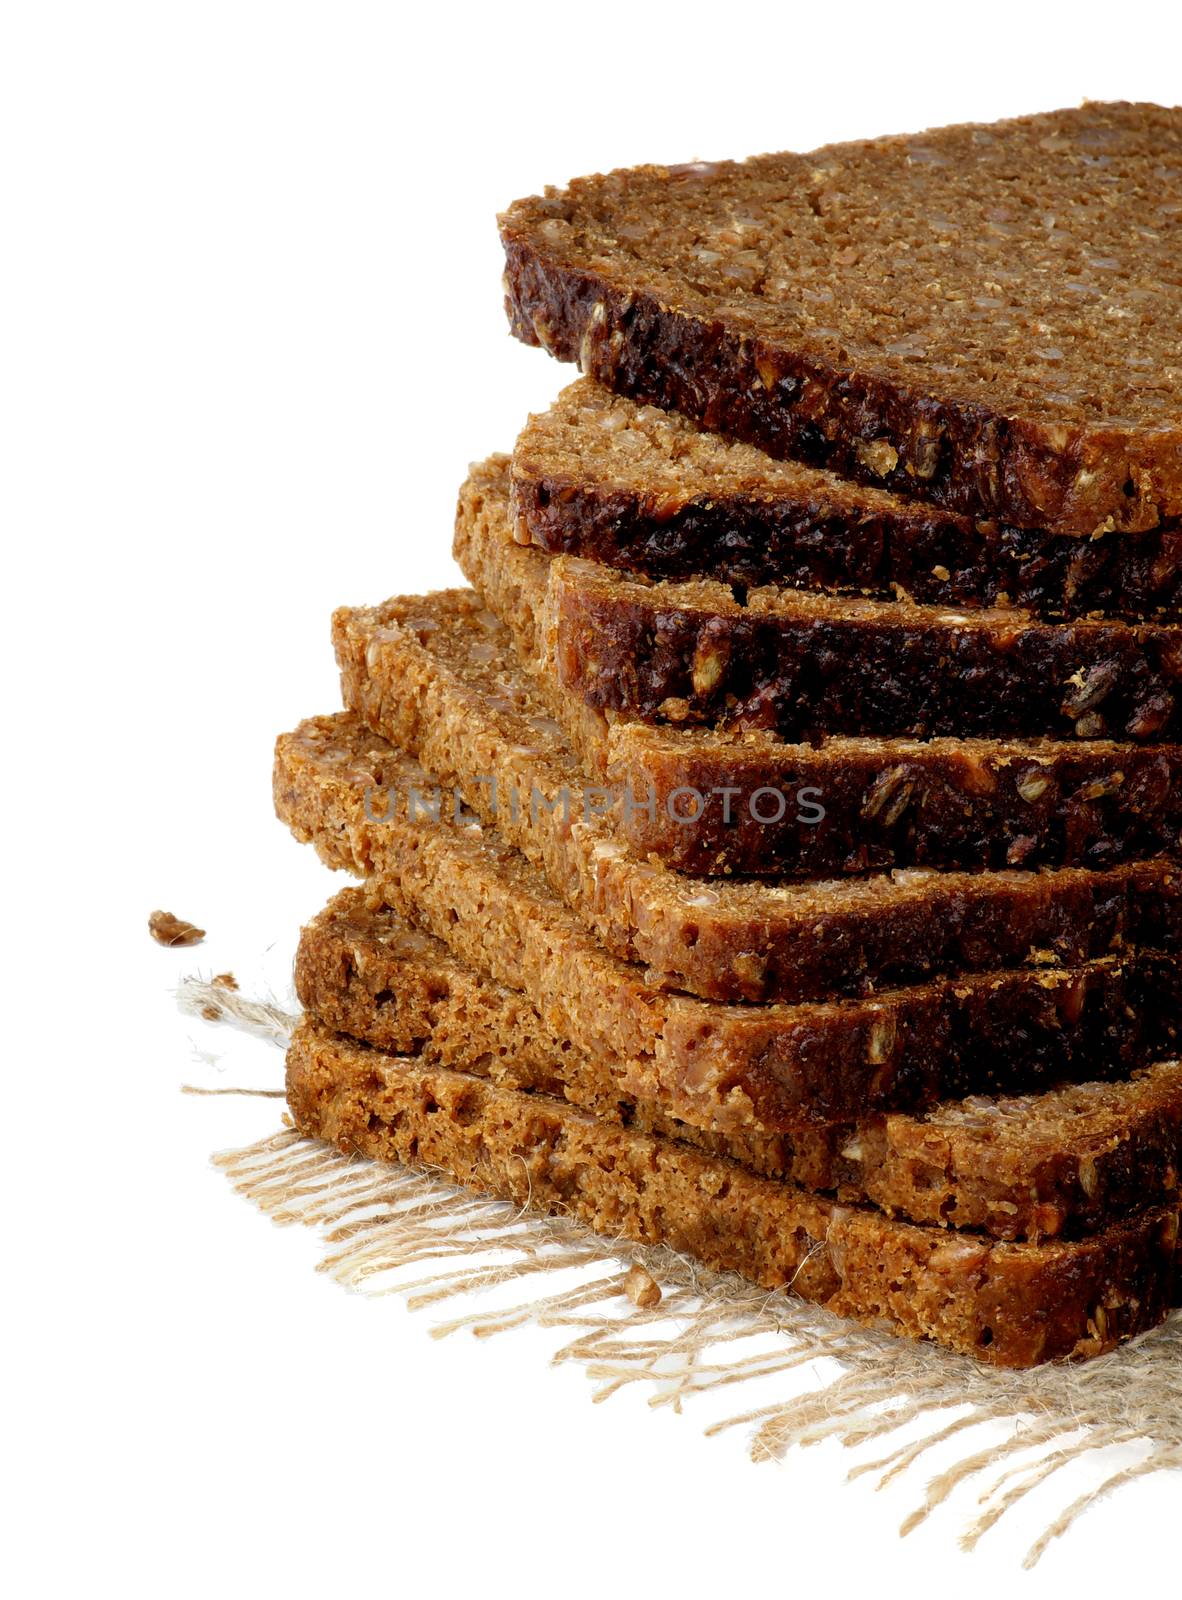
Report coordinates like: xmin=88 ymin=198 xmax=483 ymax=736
xmin=276 ymin=102 xmax=1182 ymax=1367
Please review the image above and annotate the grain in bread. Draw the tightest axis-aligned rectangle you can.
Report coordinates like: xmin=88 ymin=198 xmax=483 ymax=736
xmin=459 ymin=459 xmax=1182 ymax=744
xmin=369 ymin=554 xmax=1182 ymax=880
xmin=501 ymin=104 xmax=1182 ymax=537
xmin=274 ymin=714 xmax=1181 ymax=1125
xmin=298 ymin=888 xmax=1182 ymax=1241
xmin=288 ymin=1017 xmax=1182 ymax=1367
xmin=329 ymin=595 xmax=1182 ymax=1003
xmin=513 ymin=380 xmax=1182 ymax=621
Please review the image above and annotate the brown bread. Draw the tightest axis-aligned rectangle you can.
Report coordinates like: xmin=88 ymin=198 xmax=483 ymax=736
xmin=288 ymin=1017 xmax=1182 ymax=1368
xmin=551 ymin=560 xmax=1182 ymax=742
xmin=461 ymin=460 xmax=1182 ymax=744
xmin=297 ymin=888 xmax=1182 ymax=1242
xmin=513 ymin=380 xmax=1182 ymax=621
xmin=449 ymin=485 xmax=1182 ymax=875
xmin=330 ymin=588 xmax=1182 ymax=1004
xmin=500 ymin=104 xmax=1182 ymax=538
xmin=273 ymin=714 xmax=1182 ymax=1126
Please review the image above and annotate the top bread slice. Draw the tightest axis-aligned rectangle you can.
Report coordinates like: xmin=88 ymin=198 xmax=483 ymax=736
xmin=512 ymin=380 xmax=1182 ymax=621
xmin=500 ymin=103 xmax=1182 ymax=538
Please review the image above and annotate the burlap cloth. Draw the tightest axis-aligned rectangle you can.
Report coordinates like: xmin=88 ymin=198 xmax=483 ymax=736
xmin=181 ymin=976 xmax=1181 ymax=1567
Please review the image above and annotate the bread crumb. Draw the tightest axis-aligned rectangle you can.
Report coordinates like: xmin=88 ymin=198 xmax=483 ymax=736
xmin=623 ymin=1264 xmax=662 ymax=1309
xmin=149 ymin=909 xmax=206 ymax=947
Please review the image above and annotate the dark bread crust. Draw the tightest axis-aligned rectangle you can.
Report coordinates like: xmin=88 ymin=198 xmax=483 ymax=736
xmin=288 ymin=1018 xmax=1182 ymax=1367
xmin=502 ymin=246 xmax=1182 ymax=539
xmin=551 ymin=559 xmax=1182 ymax=743
xmin=500 ymin=105 xmax=1182 ymax=537
xmin=515 ymin=470 xmax=1182 ymax=623
xmin=612 ymin=730 xmax=1182 ymax=878
xmin=455 ymin=463 xmax=1182 ymax=876
xmin=296 ymin=889 xmax=1182 ymax=1242
xmin=511 ymin=382 xmax=1182 ymax=621
xmin=274 ymin=713 xmax=1182 ymax=1120
xmin=328 ymin=589 xmax=1182 ymax=1004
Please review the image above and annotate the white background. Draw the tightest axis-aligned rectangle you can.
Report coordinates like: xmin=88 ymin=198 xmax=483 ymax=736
xmin=4 ymin=3 xmax=1179 ymax=1594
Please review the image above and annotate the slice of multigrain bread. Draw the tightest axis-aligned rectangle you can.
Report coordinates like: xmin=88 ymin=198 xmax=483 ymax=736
xmin=512 ymin=381 xmax=1182 ymax=621
xmin=447 ymin=492 xmax=1182 ymax=883
xmin=297 ymin=889 xmax=1182 ymax=1242
xmin=460 ymin=459 xmax=1182 ymax=744
xmin=500 ymin=104 xmax=1182 ymax=538
xmin=288 ymin=1018 xmax=1182 ymax=1367
xmin=273 ymin=715 xmax=1182 ymax=1126
xmin=329 ymin=590 xmax=1182 ymax=1004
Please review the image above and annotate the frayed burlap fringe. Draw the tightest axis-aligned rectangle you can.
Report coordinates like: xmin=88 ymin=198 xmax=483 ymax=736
xmin=187 ymin=977 xmax=1181 ymax=1566
xmin=177 ymin=974 xmax=295 ymax=1046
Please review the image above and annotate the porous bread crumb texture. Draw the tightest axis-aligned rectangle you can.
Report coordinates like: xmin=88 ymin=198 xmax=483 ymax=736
xmin=148 ymin=909 xmax=205 ymax=947
xmin=330 ymin=570 xmax=1182 ymax=1003
xmin=460 ymin=461 xmax=1182 ymax=744
xmin=612 ymin=724 xmax=1182 ymax=877
xmin=297 ymin=888 xmax=1182 ymax=1242
xmin=513 ymin=380 xmax=1182 ymax=621
xmin=450 ymin=470 xmax=1182 ymax=875
xmin=501 ymin=104 xmax=1182 ymax=536
xmin=273 ymin=714 xmax=1182 ymax=1126
xmin=623 ymin=1265 xmax=662 ymax=1307
xmin=287 ymin=1018 xmax=1182 ymax=1368
xmin=548 ymin=556 xmax=1182 ymax=742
